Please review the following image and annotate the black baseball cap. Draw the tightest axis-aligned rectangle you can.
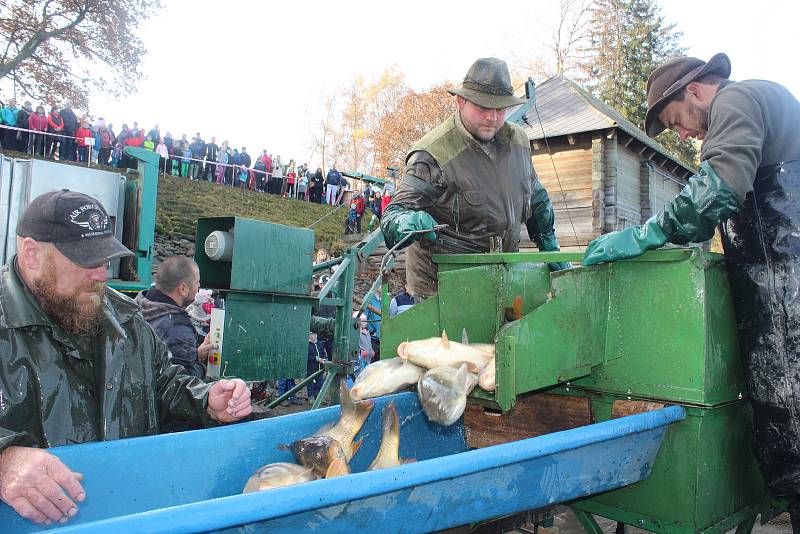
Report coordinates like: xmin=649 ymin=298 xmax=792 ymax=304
xmin=16 ymin=190 xmax=134 ymax=268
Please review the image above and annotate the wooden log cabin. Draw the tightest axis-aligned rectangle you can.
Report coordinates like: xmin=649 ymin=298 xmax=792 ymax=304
xmin=519 ymin=76 xmax=697 ymax=250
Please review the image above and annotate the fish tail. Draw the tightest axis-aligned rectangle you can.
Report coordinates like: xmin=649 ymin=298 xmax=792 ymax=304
xmin=351 ymin=436 xmax=364 ymax=457
xmin=325 ymin=457 xmax=351 ymax=478
xmin=383 ymin=402 xmax=399 ymax=436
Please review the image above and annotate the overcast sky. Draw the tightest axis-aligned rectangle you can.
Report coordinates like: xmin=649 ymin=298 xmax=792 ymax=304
xmin=89 ymin=0 xmax=800 ymax=171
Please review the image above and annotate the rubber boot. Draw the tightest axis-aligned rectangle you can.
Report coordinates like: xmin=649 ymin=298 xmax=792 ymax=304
xmin=789 ymin=497 xmax=800 ymax=534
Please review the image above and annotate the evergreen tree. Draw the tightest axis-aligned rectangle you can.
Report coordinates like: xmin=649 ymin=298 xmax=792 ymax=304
xmin=580 ymin=0 xmax=698 ymax=167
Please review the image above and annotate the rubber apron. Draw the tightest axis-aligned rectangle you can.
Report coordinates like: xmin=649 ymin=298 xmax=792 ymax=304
xmin=720 ymin=160 xmax=800 ymax=496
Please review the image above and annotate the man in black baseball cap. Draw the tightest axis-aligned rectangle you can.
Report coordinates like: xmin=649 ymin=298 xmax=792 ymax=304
xmin=0 ymin=190 xmax=252 ymax=526
xmin=16 ymin=189 xmax=133 ymax=268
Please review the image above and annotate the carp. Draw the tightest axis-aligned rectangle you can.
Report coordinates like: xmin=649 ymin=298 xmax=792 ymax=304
xmin=397 ymin=331 xmax=493 ymax=373
xmin=350 ymin=357 xmax=425 ymax=401
xmin=478 ymin=356 xmax=496 ymax=392
xmin=285 ymin=435 xmax=351 ymax=479
xmin=315 ymin=380 xmax=374 ymax=461
xmin=417 ymin=364 xmax=477 ymax=426
xmin=242 ymin=462 xmax=317 ymax=493
xmin=368 ymin=403 xmax=415 ymax=471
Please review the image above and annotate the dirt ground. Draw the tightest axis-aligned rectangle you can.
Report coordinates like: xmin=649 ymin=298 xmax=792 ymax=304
xmin=533 ymin=506 xmax=793 ymax=534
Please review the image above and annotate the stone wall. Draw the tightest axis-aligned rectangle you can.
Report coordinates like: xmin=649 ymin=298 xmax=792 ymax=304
xmin=152 ymin=233 xmax=195 ymax=277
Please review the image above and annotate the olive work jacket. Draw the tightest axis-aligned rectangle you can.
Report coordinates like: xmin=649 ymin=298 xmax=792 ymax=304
xmin=388 ymin=111 xmax=554 ymax=297
xmin=0 ymin=258 xmax=215 ymax=452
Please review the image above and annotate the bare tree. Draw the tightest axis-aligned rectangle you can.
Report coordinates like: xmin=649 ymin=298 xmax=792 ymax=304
xmin=0 ymin=0 xmax=160 ymax=109
xmin=307 ymin=92 xmax=339 ymax=173
xmin=550 ymin=0 xmax=593 ymax=76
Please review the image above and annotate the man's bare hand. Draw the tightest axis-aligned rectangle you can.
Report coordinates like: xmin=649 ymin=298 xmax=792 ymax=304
xmin=197 ymin=333 xmax=216 ymax=363
xmin=0 ymin=446 xmax=85 ymax=525
xmin=207 ymin=379 xmax=252 ymax=423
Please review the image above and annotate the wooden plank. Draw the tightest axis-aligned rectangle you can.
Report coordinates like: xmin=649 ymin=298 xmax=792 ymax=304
xmin=610 ymin=400 xmax=666 ymax=419
xmin=464 ymin=393 xmax=594 ymax=448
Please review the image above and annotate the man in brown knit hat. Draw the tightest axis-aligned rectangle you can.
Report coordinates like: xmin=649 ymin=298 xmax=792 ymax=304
xmin=583 ymin=53 xmax=800 ymax=527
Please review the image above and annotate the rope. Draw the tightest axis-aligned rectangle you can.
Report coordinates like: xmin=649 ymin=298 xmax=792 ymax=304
xmin=532 ymin=101 xmax=583 ymax=251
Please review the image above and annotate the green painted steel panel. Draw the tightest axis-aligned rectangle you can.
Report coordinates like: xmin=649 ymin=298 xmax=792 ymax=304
xmin=381 ymin=296 xmax=441 ymax=359
xmin=219 ymin=292 xmax=310 ymax=381
xmin=574 ymin=251 xmax=746 ymax=406
xmin=572 ymin=392 xmax=770 ymax=533
xmin=195 ymin=217 xmax=314 ymax=295
xmin=381 ymin=261 xmax=552 ymax=363
xmin=499 ymin=265 xmax=608 ymax=401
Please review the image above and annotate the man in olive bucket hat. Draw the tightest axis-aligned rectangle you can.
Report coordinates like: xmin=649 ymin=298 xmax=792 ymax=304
xmin=582 ymin=53 xmax=800 ymax=526
xmin=382 ymin=57 xmax=569 ymax=299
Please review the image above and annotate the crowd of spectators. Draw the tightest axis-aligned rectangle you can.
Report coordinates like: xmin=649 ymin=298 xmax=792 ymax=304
xmin=0 ymin=98 xmax=397 ymax=231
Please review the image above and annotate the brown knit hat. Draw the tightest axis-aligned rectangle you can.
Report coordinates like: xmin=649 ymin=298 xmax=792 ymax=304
xmin=644 ymin=53 xmax=731 ymax=137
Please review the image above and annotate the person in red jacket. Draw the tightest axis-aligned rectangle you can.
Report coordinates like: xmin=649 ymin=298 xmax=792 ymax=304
xmin=74 ymin=119 xmax=94 ymax=163
xmin=27 ymin=105 xmax=48 ymax=157
xmin=46 ymin=107 xmax=64 ymax=159
xmin=354 ymin=192 xmax=366 ymax=233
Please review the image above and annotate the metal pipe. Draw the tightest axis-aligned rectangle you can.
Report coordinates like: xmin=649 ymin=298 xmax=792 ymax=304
xmin=318 ymin=257 xmax=351 ymax=301
xmin=313 ymin=257 xmax=344 ymax=272
xmin=263 ymin=368 xmax=325 ymax=409
xmin=357 ymin=273 xmax=383 ymax=318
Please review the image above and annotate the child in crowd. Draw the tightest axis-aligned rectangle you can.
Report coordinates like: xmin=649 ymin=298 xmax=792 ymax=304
xmin=75 ymin=119 xmax=93 ymax=163
xmin=181 ymin=142 xmax=191 ymax=177
xmin=111 ymin=142 xmax=123 ymax=167
xmin=345 ymin=200 xmax=358 ymax=234
xmin=238 ymin=165 xmax=249 ymax=189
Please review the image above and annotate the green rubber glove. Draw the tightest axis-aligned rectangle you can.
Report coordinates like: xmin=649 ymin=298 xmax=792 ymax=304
xmin=535 ymin=231 xmax=571 ymax=271
xmin=381 ymin=204 xmax=438 ymax=249
xmin=582 ymin=162 xmax=743 ymax=266
xmin=581 ymin=221 xmax=668 ymax=266
xmin=526 ymin=180 xmax=571 ymax=271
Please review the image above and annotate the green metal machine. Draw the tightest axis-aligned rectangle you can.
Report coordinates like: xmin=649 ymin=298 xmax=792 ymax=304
xmin=194 ymin=216 xmax=315 ymax=381
xmin=381 ymin=249 xmax=776 ymax=533
xmin=112 ymin=146 xmax=159 ymax=293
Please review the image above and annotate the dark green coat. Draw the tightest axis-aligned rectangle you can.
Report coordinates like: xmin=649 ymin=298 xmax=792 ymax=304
xmin=0 ymin=259 xmax=215 ymax=451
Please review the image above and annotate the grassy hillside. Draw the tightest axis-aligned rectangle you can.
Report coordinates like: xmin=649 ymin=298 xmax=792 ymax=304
xmin=156 ymin=175 xmax=347 ymax=253
xmin=0 ymin=149 xmax=347 ymax=253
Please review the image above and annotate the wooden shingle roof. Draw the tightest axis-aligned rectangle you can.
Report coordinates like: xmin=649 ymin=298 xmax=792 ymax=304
xmin=522 ymin=76 xmax=696 ymax=177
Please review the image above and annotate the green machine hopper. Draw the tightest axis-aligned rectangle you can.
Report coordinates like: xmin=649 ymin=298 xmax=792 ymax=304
xmin=195 ymin=216 xmax=315 ymax=381
xmin=381 ymin=248 xmax=777 ymax=533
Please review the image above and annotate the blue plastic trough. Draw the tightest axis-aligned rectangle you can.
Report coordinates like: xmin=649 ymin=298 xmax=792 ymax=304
xmin=0 ymin=392 xmax=684 ymax=533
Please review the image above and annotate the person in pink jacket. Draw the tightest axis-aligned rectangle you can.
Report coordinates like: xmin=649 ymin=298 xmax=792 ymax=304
xmin=27 ymin=105 xmax=48 ymax=157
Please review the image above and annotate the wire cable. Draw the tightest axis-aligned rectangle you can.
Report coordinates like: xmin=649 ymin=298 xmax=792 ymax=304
xmin=532 ymin=100 xmax=583 ymax=252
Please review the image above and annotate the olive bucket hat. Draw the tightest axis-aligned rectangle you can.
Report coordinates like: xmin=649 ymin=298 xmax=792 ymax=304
xmin=644 ymin=52 xmax=731 ymax=137
xmin=448 ymin=58 xmax=527 ymax=109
